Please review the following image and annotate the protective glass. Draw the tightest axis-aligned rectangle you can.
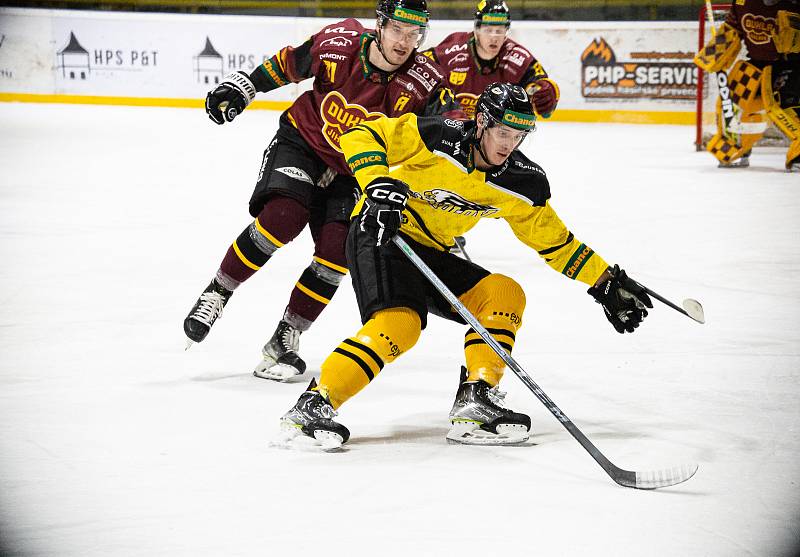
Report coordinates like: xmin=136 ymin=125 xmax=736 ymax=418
xmin=475 ymin=24 xmax=508 ymax=38
xmin=383 ymin=19 xmax=427 ymax=48
xmin=485 ymin=119 xmax=532 ymax=147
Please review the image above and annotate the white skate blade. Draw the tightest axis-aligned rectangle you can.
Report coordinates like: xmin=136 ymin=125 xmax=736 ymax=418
xmin=253 ymin=357 xmax=303 ymax=382
xmin=270 ymin=422 xmax=344 ymax=452
xmin=184 ymin=339 xmax=194 ymax=351
xmin=446 ymin=421 xmax=530 ymax=446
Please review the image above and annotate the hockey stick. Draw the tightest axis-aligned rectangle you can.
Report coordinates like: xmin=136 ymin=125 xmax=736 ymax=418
xmin=393 ymin=235 xmax=698 ymax=489
xmin=452 ymin=235 xmax=472 ymax=262
xmin=633 ymin=281 xmax=705 ymax=324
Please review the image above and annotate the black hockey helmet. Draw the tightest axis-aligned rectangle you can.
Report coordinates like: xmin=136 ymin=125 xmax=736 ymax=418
xmin=377 ymin=0 xmax=430 ymax=30
xmin=476 ymin=82 xmax=536 ymax=131
xmin=375 ymin=0 xmax=430 ymax=51
xmin=474 ymin=0 xmax=511 ymax=27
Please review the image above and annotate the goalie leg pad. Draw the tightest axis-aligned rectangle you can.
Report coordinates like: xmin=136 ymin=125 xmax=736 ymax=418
xmin=728 ymin=61 xmax=764 ymax=112
xmin=707 ymin=66 xmax=768 ymax=167
xmin=694 ymin=23 xmax=741 ymax=73
xmin=707 ymin=121 xmax=762 ymax=166
xmin=459 ymin=274 xmax=525 ymax=386
xmin=763 ymin=65 xmax=800 ymax=141
xmin=761 ymin=65 xmax=800 ymax=169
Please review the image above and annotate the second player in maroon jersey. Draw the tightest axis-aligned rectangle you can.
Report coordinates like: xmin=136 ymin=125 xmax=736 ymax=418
xmin=423 ymin=0 xmax=560 ymax=120
xmin=183 ymin=0 xmax=463 ymax=381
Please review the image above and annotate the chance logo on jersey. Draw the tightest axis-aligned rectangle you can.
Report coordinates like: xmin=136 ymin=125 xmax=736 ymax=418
xmin=319 ymin=91 xmax=383 ymax=152
xmin=413 ymin=189 xmax=499 ymax=217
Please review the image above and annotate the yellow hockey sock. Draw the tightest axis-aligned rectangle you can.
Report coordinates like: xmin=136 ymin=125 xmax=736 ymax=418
xmin=459 ymin=274 xmax=526 ymax=387
xmin=317 ymin=307 xmax=421 ymax=408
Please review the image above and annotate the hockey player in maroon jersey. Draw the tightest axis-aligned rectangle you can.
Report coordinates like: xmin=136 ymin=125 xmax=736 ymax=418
xmin=183 ymin=0 xmax=463 ymax=381
xmin=422 ymin=0 xmax=559 ymax=120
xmin=695 ymin=0 xmax=800 ymax=170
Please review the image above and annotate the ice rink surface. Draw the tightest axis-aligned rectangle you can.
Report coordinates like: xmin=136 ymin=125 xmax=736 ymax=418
xmin=1 ymin=102 xmax=799 ymax=556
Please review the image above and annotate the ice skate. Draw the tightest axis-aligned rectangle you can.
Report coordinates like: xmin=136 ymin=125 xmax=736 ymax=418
xmin=253 ymin=320 xmax=307 ymax=381
xmin=718 ymin=154 xmax=750 ymax=168
xmin=447 ymin=367 xmax=530 ymax=445
xmin=274 ymin=379 xmax=349 ymax=451
xmin=183 ymin=280 xmax=233 ymax=347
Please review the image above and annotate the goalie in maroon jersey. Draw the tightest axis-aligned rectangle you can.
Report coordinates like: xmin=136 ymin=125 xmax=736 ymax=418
xmin=422 ymin=0 xmax=560 ymax=120
xmin=694 ymin=0 xmax=799 ymax=171
xmin=183 ymin=0 xmax=463 ymax=381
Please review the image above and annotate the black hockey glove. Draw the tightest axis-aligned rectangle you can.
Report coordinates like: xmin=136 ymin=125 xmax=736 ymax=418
xmin=587 ymin=265 xmax=653 ymax=334
xmin=359 ymin=177 xmax=410 ymax=247
xmin=205 ymin=71 xmax=256 ymax=125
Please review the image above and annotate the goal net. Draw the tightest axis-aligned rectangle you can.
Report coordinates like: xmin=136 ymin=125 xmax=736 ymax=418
xmin=695 ymin=3 xmax=789 ymax=150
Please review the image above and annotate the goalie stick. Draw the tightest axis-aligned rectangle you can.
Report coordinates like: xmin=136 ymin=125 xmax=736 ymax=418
xmin=702 ymin=0 xmax=742 ymax=154
xmin=393 ymin=235 xmax=698 ymax=489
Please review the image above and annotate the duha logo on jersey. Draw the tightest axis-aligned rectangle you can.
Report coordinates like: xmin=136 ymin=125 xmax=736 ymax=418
xmin=455 ymin=93 xmax=480 ymax=118
xmin=741 ymin=14 xmax=777 ymax=45
xmin=319 ymin=91 xmax=383 ymax=152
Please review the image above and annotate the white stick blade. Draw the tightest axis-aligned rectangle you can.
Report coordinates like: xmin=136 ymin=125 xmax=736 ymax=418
xmin=682 ymin=299 xmax=705 ymax=324
xmin=635 ymin=463 xmax=699 ymax=489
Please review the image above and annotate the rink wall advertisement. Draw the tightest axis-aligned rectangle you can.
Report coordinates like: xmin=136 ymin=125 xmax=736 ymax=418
xmin=0 ymin=8 xmax=698 ymax=124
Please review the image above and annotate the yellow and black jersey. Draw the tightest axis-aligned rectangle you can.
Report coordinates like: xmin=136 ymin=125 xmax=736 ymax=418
xmin=340 ymin=113 xmax=609 ymax=286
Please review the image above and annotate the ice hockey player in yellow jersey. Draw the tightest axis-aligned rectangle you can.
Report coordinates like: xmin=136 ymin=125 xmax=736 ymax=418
xmin=276 ymin=83 xmax=653 ymax=450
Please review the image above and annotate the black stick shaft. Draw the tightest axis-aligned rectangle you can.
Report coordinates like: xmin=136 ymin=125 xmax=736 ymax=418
xmin=453 ymin=235 xmax=471 ymax=262
xmin=638 ymin=283 xmax=689 ymax=317
xmin=392 ymin=236 xmax=631 ymax=486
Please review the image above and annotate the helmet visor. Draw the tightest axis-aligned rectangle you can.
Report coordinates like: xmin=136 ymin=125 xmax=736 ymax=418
xmin=379 ymin=6 xmax=429 ymax=48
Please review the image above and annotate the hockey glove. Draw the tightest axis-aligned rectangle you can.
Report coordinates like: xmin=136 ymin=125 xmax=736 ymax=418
xmin=529 ymin=78 xmax=560 ymax=119
xmin=587 ymin=265 xmax=653 ymax=334
xmin=359 ymin=177 xmax=410 ymax=247
xmin=205 ymin=71 xmax=257 ymax=125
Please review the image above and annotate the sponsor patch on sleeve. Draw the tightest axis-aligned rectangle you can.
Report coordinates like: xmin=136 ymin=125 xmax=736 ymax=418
xmin=347 ymin=150 xmax=388 ymax=173
xmin=562 ymin=243 xmax=594 ymax=279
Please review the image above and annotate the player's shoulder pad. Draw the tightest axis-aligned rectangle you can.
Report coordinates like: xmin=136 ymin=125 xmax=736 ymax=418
xmin=416 ymin=116 xmax=474 ymax=169
xmin=313 ymin=18 xmax=366 ymax=56
xmin=485 ymin=151 xmax=550 ymax=206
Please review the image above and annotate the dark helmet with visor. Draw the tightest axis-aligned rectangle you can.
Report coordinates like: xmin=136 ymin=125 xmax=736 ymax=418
xmin=476 ymin=82 xmax=536 ymax=133
xmin=474 ymin=0 xmax=511 ymax=28
xmin=376 ymin=0 xmax=430 ymax=49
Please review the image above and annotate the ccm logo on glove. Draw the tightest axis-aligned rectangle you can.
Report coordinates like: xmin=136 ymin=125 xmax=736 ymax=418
xmin=367 ymin=186 xmax=408 ymax=205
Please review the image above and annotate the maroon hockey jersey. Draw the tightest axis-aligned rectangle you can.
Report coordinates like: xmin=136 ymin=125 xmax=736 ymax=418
xmin=249 ymin=18 xmax=461 ymax=175
xmin=425 ymin=32 xmax=548 ymax=118
xmin=725 ymin=0 xmax=800 ymax=62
